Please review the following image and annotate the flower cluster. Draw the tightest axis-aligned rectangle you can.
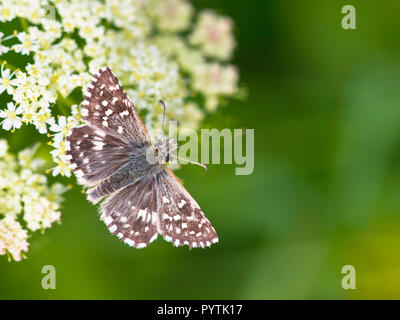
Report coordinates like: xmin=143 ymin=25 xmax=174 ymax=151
xmin=0 ymin=140 xmax=68 ymax=261
xmin=0 ymin=216 xmax=28 ymax=262
xmin=190 ymin=10 xmax=235 ymax=61
xmin=147 ymin=0 xmax=193 ymax=33
xmin=0 ymin=0 xmax=239 ymax=176
xmin=0 ymin=0 xmax=240 ymax=260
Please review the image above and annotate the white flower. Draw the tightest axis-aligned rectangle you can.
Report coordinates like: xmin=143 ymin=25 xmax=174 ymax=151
xmin=0 ymin=216 xmax=29 ymax=262
xmin=0 ymin=63 xmax=20 ymax=95
xmin=32 ymin=109 xmax=52 ymax=134
xmin=49 ymin=116 xmax=72 ymax=143
xmin=193 ymin=63 xmax=238 ymax=96
xmin=0 ymin=2 xmax=17 ymax=22
xmin=0 ymin=102 xmax=23 ymax=131
xmin=51 ymin=155 xmax=71 ymax=177
xmin=190 ymin=10 xmax=235 ymax=60
xmin=0 ymin=140 xmax=68 ymax=261
xmin=147 ymin=0 xmax=193 ymax=33
xmin=23 ymin=195 xmax=61 ymax=231
xmin=12 ymin=31 xmax=40 ymax=55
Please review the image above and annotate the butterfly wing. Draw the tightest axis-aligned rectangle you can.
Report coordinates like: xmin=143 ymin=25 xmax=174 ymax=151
xmin=66 ymin=67 xmax=150 ymax=189
xmin=67 ymin=67 xmax=217 ymax=249
xmin=157 ymin=168 xmax=218 ymax=248
xmin=100 ymin=167 xmax=218 ymax=249
xmin=100 ymin=175 xmax=159 ymax=248
xmin=81 ymin=67 xmax=150 ymax=145
xmin=66 ymin=125 xmax=132 ymax=186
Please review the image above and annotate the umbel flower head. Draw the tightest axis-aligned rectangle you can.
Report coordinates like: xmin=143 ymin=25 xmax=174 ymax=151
xmin=0 ymin=216 xmax=29 ymax=262
xmin=0 ymin=140 xmax=68 ymax=261
xmin=190 ymin=10 xmax=236 ymax=60
xmin=0 ymin=0 xmax=241 ymax=261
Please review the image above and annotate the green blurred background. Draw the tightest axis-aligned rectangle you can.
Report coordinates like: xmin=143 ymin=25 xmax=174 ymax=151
xmin=2 ymin=0 xmax=400 ymax=299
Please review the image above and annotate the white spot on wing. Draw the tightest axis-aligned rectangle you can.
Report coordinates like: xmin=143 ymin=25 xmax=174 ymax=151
xmin=96 ymin=130 xmax=106 ymax=137
xmin=178 ymin=200 xmax=186 ymax=208
xmin=162 ymin=197 xmax=170 ymax=204
xmin=119 ymin=110 xmax=129 ymax=118
xmin=93 ymin=141 xmax=104 ymax=150
xmin=137 ymin=209 xmax=147 ymax=221
xmin=104 ymin=216 xmax=112 ymax=225
xmin=150 ymin=233 xmax=158 ymax=242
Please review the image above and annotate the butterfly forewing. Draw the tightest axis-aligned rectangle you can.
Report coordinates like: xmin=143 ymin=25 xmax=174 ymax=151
xmin=66 ymin=125 xmax=132 ymax=186
xmin=81 ymin=67 xmax=150 ymax=145
xmin=67 ymin=67 xmax=149 ymax=191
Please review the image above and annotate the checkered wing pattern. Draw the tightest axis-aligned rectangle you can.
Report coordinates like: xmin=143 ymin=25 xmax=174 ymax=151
xmin=80 ymin=67 xmax=150 ymax=145
xmin=66 ymin=67 xmax=150 ymax=187
xmin=66 ymin=67 xmax=218 ymax=249
xmin=66 ymin=125 xmax=133 ymax=186
xmin=157 ymin=169 xmax=219 ymax=248
xmin=100 ymin=176 xmax=159 ymax=249
xmin=100 ymin=168 xmax=218 ymax=249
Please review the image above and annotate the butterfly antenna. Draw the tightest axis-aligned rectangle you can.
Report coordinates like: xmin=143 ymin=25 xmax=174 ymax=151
xmin=159 ymin=100 xmax=167 ymax=131
xmin=170 ymin=154 xmax=208 ymax=172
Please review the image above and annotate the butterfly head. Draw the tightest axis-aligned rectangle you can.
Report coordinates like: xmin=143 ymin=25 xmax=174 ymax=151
xmin=145 ymin=100 xmax=208 ymax=171
xmin=146 ymin=136 xmax=177 ymax=165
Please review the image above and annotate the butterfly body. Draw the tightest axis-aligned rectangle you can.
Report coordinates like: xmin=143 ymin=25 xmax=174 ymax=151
xmin=66 ymin=67 xmax=218 ymax=249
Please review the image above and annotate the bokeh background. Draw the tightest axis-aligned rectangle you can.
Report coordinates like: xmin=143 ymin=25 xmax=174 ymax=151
xmin=2 ymin=0 xmax=400 ymax=299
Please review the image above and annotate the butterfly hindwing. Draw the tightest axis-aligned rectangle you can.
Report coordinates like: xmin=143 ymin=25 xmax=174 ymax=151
xmin=100 ymin=177 xmax=159 ymax=249
xmin=157 ymin=169 xmax=218 ymax=248
xmin=99 ymin=168 xmax=218 ymax=249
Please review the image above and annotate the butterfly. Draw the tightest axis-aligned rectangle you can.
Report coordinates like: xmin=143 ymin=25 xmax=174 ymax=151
xmin=66 ymin=67 xmax=218 ymax=249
